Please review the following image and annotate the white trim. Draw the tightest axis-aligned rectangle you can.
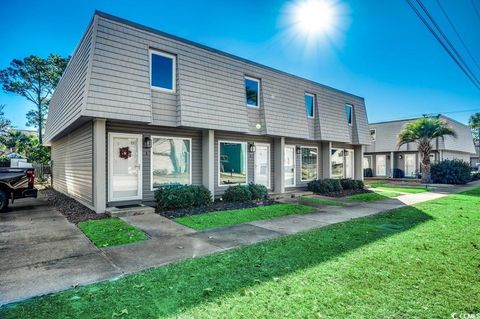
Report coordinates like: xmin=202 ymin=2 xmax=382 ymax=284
xmin=150 ymin=135 xmax=193 ymax=191
xmin=284 ymin=145 xmax=296 ymax=187
xmin=404 ymin=153 xmax=416 ymax=177
xmin=245 ymin=76 xmax=260 ymax=108
xmin=149 ymin=49 xmax=176 ymax=93
xmin=305 ymin=93 xmax=315 ymax=119
xmin=345 ymin=104 xmax=353 ymax=126
xmin=218 ymin=140 xmax=248 ymax=187
xmin=254 ymin=142 xmax=271 ymax=189
xmin=375 ymin=154 xmax=387 ymax=177
xmin=108 ymin=132 xmax=143 ymax=202
xmin=300 ymin=146 xmax=318 ymax=181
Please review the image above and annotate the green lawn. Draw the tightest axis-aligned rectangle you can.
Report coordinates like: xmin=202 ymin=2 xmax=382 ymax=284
xmin=345 ymin=190 xmax=403 ymax=202
xmin=77 ymin=217 xmax=147 ymax=247
xmin=298 ymin=196 xmax=346 ymax=206
xmin=370 ymin=184 xmax=429 ymax=194
xmin=175 ymin=204 xmax=315 ymax=230
xmin=2 ymin=188 xmax=479 ymax=318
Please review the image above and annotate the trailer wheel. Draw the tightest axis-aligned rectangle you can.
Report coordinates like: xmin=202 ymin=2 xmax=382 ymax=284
xmin=0 ymin=190 xmax=9 ymax=213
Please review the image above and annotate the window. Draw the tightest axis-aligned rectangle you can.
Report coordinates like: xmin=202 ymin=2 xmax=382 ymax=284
xmin=151 ymin=137 xmax=191 ymax=188
xmin=301 ymin=146 xmax=318 ymax=181
xmin=305 ymin=93 xmax=315 ymax=118
xmin=245 ymin=77 xmax=260 ymax=107
xmin=331 ymin=148 xmax=355 ymax=179
xmin=345 ymin=104 xmax=353 ymax=125
xmin=150 ymin=50 xmax=175 ymax=92
xmin=376 ymin=155 xmax=386 ymax=176
xmin=219 ymin=141 xmax=247 ymax=185
xmin=370 ymin=129 xmax=376 ymax=141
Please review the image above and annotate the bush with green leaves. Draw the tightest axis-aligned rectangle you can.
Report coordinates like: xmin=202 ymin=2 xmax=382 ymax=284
xmin=223 ymin=185 xmax=252 ymax=202
xmin=155 ymin=184 xmax=212 ymax=210
xmin=307 ymin=180 xmax=331 ymax=194
xmin=248 ymin=183 xmax=268 ymax=200
xmin=430 ymin=160 xmax=471 ymax=185
xmin=308 ymin=178 xmax=364 ymax=194
xmin=354 ymin=180 xmax=365 ymax=189
xmin=340 ymin=179 xmax=356 ymax=190
xmin=472 ymin=172 xmax=480 ymax=181
xmin=325 ymin=179 xmax=343 ymax=192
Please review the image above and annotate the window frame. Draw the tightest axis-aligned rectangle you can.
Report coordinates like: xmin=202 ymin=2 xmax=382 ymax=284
xmin=305 ymin=93 xmax=315 ymax=119
xmin=345 ymin=104 xmax=353 ymax=125
xmin=370 ymin=129 xmax=376 ymax=141
xmin=300 ymin=146 xmax=318 ymax=181
xmin=150 ymin=135 xmax=192 ymax=190
xmin=218 ymin=140 xmax=248 ymax=187
xmin=149 ymin=49 xmax=176 ymax=93
xmin=244 ymin=76 xmax=261 ymax=108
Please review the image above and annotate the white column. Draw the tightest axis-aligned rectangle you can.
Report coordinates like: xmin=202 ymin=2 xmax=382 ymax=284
xmin=93 ymin=118 xmax=106 ymax=213
xmin=354 ymin=145 xmax=364 ymax=181
xmin=273 ymin=137 xmax=285 ymax=193
xmin=322 ymin=141 xmax=332 ymax=179
xmin=202 ymin=130 xmax=215 ymax=198
xmin=390 ymin=151 xmax=395 ymax=178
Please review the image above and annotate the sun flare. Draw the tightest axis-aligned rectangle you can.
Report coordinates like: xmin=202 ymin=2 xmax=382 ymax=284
xmin=294 ymin=0 xmax=337 ymax=35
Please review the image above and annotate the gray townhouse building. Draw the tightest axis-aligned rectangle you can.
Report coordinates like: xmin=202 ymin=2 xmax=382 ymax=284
xmin=364 ymin=115 xmax=476 ymax=178
xmin=44 ymin=11 xmax=371 ymax=213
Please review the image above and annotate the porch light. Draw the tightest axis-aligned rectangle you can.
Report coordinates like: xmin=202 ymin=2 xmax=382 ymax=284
xmin=143 ymin=136 xmax=152 ymax=149
xmin=399 ymin=155 xmax=403 ymax=159
xmin=248 ymin=143 xmax=256 ymax=152
xmin=296 ymin=146 xmax=301 ymax=154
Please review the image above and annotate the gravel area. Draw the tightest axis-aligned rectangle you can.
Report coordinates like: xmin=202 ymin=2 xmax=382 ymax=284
xmin=41 ymin=188 xmax=109 ymax=224
xmin=158 ymin=200 xmax=278 ymax=218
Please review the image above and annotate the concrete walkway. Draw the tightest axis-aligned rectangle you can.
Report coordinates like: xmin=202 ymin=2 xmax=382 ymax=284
xmin=1 ymin=182 xmax=478 ymax=306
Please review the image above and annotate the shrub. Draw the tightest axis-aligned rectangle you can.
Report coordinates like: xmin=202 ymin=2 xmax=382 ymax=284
xmin=430 ymin=160 xmax=471 ymax=185
xmin=472 ymin=172 xmax=480 ymax=181
xmin=155 ymin=184 xmax=212 ymax=210
xmin=223 ymin=185 xmax=252 ymax=202
xmin=393 ymin=168 xmax=405 ymax=178
xmin=353 ymin=180 xmax=365 ymax=189
xmin=325 ymin=179 xmax=343 ymax=192
xmin=248 ymin=183 xmax=268 ymax=200
xmin=340 ymin=179 xmax=356 ymax=190
xmin=307 ymin=180 xmax=330 ymax=194
xmin=363 ymin=168 xmax=373 ymax=177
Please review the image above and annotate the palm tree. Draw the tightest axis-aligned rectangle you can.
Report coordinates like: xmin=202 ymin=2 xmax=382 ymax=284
xmin=398 ymin=116 xmax=456 ymax=183
xmin=468 ymin=112 xmax=480 ymax=145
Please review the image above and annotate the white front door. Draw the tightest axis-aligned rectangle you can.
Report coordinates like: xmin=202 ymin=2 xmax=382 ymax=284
xmin=376 ymin=155 xmax=386 ymax=176
xmin=344 ymin=149 xmax=354 ymax=179
xmin=255 ymin=144 xmax=270 ymax=188
xmin=108 ymin=133 xmax=142 ymax=202
xmin=404 ymin=154 xmax=416 ymax=177
xmin=284 ymin=145 xmax=296 ymax=187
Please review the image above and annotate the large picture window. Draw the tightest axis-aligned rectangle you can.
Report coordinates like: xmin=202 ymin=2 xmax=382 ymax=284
xmin=151 ymin=137 xmax=191 ymax=188
xmin=301 ymin=146 xmax=318 ymax=181
xmin=219 ymin=141 xmax=247 ymax=185
xmin=150 ymin=50 xmax=176 ymax=92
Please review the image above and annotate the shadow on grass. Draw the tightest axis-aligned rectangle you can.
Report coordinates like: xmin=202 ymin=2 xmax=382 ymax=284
xmin=1 ymin=206 xmax=433 ymax=318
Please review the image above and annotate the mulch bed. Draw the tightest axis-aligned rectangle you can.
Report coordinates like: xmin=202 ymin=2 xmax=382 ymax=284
xmin=42 ymin=188 xmax=109 ymax=224
xmin=157 ymin=200 xmax=278 ymax=219
xmin=322 ymin=189 xmax=373 ymax=198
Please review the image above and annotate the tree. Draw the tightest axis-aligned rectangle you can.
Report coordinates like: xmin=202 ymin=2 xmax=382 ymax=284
xmin=0 ymin=54 xmax=69 ymax=144
xmin=398 ymin=116 xmax=456 ymax=184
xmin=0 ymin=104 xmax=11 ymax=136
xmin=468 ymin=112 xmax=480 ymax=144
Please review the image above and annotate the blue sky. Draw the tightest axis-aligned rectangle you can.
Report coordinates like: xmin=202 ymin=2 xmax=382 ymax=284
xmin=0 ymin=0 xmax=479 ymax=129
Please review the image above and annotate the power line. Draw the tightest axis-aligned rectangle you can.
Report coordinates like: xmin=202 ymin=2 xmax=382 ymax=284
xmin=436 ymin=0 xmax=480 ymax=73
xmin=406 ymin=0 xmax=480 ymax=90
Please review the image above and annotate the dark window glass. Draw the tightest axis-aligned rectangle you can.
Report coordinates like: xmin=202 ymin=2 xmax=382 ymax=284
xmin=345 ymin=104 xmax=352 ymax=124
xmin=245 ymin=78 xmax=259 ymax=107
xmin=305 ymin=94 xmax=314 ymax=117
xmin=151 ymin=53 xmax=174 ymax=90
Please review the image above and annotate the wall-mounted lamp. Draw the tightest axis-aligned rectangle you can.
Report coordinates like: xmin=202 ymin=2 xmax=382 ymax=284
xmin=296 ymin=146 xmax=301 ymax=155
xmin=248 ymin=143 xmax=256 ymax=152
xmin=398 ymin=155 xmax=403 ymax=159
xmin=387 ymin=155 xmax=391 ymax=160
xmin=143 ymin=136 xmax=152 ymax=149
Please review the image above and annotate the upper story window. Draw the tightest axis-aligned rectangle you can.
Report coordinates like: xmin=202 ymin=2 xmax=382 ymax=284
xmin=150 ymin=50 xmax=176 ymax=92
xmin=305 ymin=93 xmax=315 ymax=118
xmin=345 ymin=104 xmax=353 ymax=125
xmin=370 ymin=129 xmax=376 ymax=141
xmin=245 ymin=77 xmax=260 ymax=107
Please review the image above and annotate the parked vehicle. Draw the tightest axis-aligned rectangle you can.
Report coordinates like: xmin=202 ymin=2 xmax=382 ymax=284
xmin=0 ymin=167 xmax=38 ymax=212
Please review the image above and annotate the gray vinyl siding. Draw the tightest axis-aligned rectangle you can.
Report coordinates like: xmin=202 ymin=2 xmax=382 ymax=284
xmin=51 ymin=122 xmax=94 ymax=208
xmin=44 ymin=19 xmax=94 ymax=143
xmin=214 ymin=132 xmax=274 ymax=196
xmin=105 ymin=122 xmax=203 ymax=205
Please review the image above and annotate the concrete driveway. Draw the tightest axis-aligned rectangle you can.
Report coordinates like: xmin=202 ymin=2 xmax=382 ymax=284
xmin=0 ymin=197 xmax=120 ymax=305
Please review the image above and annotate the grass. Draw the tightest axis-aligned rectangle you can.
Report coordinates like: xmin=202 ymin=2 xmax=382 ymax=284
xmin=175 ymin=204 xmax=315 ymax=230
xmin=345 ymin=190 xmax=403 ymax=202
xmin=77 ymin=217 xmax=147 ymax=247
xmin=370 ymin=183 xmax=429 ymax=194
xmin=298 ymin=196 xmax=346 ymax=206
xmin=2 ymin=187 xmax=480 ymax=318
